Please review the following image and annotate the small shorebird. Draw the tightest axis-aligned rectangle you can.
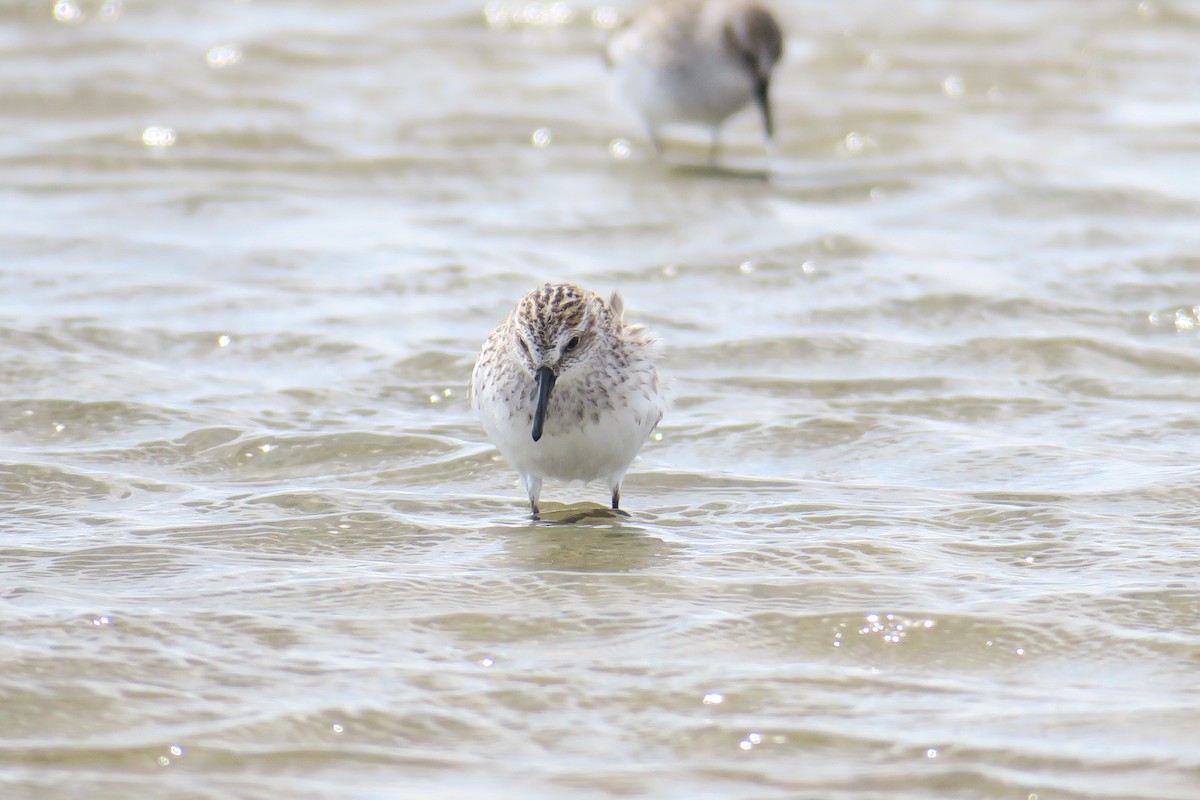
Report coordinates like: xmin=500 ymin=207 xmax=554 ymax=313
xmin=606 ymin=0 xmax=784 ymax=158
xmin=470 ymin=283 xmax=667 ymax=519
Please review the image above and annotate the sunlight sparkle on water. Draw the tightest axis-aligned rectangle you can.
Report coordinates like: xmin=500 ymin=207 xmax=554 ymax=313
xmin=1152 ymin=306 xmax=1200 ymax=332
xmin=531 ymin=128 xmax=552 ymax=148
xmin=206 ymin=44 xmax=242 ymax=69
xmin=738 ymin=731 xmax=762 ymax=751
xmin=858 ymin=613 xmax=934 ymax=644
xmin=702 ymin=691 xmax=724 ymax=705
xmin=485 ymin=2 xmax=573 ymax=29
xmin=142 ymin=127 xmax=176 ymax=148
xmin=608 ymin=138 xmax=632 ymax=159
xmin=841 ymin=134 xmax=878 ymax=156
xmin=53 ymin=0 xmax=82 ymax=23
xmin=592 ymin=6 xmax=619 ymax=30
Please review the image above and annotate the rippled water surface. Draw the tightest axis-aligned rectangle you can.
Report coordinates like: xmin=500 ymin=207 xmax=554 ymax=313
xmin=4 ymin=0 xmax=1200 ymax=798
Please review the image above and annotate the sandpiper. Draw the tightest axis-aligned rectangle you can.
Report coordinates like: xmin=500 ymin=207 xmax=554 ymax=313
xmin=470 ymin=283 xmax=667 ymax=519
xmin=605 ymin=0 xmax=784 ymax=158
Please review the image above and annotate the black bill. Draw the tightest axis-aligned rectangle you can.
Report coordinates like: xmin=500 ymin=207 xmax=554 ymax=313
xmin=754 ymin=76 xmax=774 ymax=140
xmin=531 ymin=366 xmax=556 ymax=442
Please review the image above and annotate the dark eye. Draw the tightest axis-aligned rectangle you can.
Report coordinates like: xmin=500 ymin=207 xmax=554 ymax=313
xmin=565 ymin=336 xmax=580 ymax=352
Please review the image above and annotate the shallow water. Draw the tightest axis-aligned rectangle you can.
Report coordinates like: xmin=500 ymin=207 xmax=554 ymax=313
xmin=3 ymin=0 xmax=1200 ymax=798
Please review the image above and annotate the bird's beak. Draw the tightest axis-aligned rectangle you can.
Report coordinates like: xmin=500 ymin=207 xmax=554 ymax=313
xmin=754 ymin=75 xmax=774 ymax=140
xmin=532 ymin=366 xmax=556 ymax=442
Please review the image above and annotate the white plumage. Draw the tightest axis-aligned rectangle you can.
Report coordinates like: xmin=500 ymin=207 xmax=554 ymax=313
xmin=606 ymin=0 xmax=784 ymax=156
xmin=470 ymin=283 xmax=667 ymax=518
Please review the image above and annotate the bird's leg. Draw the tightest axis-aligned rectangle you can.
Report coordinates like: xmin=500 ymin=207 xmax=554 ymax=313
xmin=642 ymin=120 xmax=664 ymax=157
xmin=611 ymin=485 xmax=620 ymax=510
xmin=706 ymin=125 xmax=723 ymax=166
xmin=525 ymin=475 xmax=543 ymax=520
